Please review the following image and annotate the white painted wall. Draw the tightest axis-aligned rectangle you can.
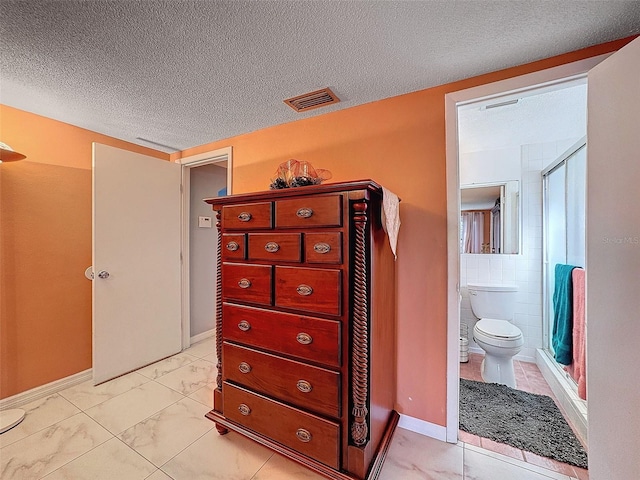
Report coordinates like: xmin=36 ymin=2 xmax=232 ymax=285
xmin=189 ymin=164 xmax=227 ymax=336
xmin=587 ymin=37 xmax=640 ymax=480
xmin=459 ymin=146 xmax=521 ymax=185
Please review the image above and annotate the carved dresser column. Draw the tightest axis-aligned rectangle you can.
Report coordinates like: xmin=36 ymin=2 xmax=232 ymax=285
xmin=351 ymin=200 xmax=369 ymax=447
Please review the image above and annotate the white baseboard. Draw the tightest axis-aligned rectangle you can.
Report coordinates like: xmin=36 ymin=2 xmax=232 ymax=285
xmin=0 ymin=369 xmax=92 ymax=410
xmin=190 ymin=329 xmax=215 ymax=345
xmin=398 ymin=414 xmax=448 ymax=442
xmin=468 ymin=346 xmax=484 ymax=356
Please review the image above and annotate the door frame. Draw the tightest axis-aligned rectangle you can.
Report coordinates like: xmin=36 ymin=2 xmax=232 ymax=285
xmin=443 ymin=54 xmax=610 ymax=442
xmin=177 ymin=146 xmax=233 ymax=349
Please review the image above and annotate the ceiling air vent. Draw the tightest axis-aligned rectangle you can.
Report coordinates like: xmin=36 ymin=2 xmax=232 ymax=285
xmin=284 ymin=88 xmax=340 ymax=112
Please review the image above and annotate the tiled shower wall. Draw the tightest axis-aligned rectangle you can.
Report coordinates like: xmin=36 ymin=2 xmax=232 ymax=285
xmin=460 ymin=138 xmax=580 ymax=361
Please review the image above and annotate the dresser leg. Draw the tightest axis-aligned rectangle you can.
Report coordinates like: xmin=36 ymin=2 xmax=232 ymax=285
xmin=215 ymin=423 xmax=229 ymax=435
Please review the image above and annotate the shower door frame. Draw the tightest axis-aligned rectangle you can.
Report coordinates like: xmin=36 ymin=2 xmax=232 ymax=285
xmin=541 ymin=136 xmax=587 ymax=385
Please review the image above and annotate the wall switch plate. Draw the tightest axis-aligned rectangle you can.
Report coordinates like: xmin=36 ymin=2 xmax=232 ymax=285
xmin=198 ymin=216 xmax=212 ymax=228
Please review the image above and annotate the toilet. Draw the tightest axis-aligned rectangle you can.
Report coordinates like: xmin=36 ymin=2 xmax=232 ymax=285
xmin=468 ymin=283 xmax=523 ymax=388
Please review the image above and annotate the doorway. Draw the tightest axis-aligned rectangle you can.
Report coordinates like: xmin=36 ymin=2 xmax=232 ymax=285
xmin=454 ymin=81 xmax=588 ymax=469
xmin=444 ymin=54 xmax=611 ymax=445
xmin=179 ymin=147 xmax=232 ymax=349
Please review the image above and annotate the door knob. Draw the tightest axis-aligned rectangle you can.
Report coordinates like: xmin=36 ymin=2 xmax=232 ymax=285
xmin=97 ymin=270 xmax=110 ymax=279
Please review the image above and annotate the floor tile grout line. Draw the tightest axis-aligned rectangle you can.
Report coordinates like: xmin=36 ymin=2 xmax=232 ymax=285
xmin=58 ymin=372 xmax=154 ymax=412
xmin=154 ymin=424 xmax=217 ymax=472
xmin=82 ymin=388 xmax=187 ymax=438
xmin=464 ymin=442 xmax=576 ymax=480
xmin=1 ymin=410 xmax=106 ymax=453
xmin=35 ymin=416 xmax=116 ymax=480
xmin=2 ymin=343 xmax=217 ymax=477
xmin=45 ymin=396 xmax=212 ymax=478
xmin=0 ymin=393 xmax=82 ymax=449
xmin=469 ymin=428 xmax=583 ymax=478
xmin=34 ymin=383 xmax=212 ymax=477
xmin=248 ymin=452 xmax=277 ymax=480
xmin=136 ymin=355 xmax=200 ymax=381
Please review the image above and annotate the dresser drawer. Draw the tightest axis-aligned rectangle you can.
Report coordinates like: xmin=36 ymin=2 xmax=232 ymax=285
xmin=275 ymin=266 xmax=341 ymax=316
xmin=223 ymin=304 xmax=341 ymax=367
xmin=222 ymin=234 xmax=246 ymax=260
xmin=248 ymin=233 xmax=302 ymax=262
xmin=304 ymin=232 xmax=342 ymax=264
xmin=223 ymin=382 xmax=340 ymax=469
xmin=223 ymin=343 xmax=340 ymax=418
xmin=222 ymin=263 xmax=272 ymax=306
xmin=275 ymin=195 xmax=342 ymax=228
xmin=223 ymin=202 xmax=272 ymax=230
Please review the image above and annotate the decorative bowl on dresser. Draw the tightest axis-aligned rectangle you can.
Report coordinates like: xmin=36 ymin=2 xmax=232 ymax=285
xmin=204 ymin=180 xmax=398 ymax=480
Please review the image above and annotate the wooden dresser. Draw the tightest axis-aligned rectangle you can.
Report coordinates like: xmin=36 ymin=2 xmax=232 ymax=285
xmin=204 ymin=180 xmax=398 ymax=480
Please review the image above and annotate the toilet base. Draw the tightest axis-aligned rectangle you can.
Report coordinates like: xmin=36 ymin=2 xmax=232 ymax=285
xmin=481 ymin=355 xmax=517 ymax=388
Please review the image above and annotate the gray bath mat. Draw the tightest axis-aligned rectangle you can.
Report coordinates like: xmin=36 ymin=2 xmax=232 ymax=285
xmin=459 ymin=379 xmax=588 ymax=469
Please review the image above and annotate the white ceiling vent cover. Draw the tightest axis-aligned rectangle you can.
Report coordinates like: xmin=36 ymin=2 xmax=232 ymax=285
xmin=284 ymin=88 xmax=340 ymax=112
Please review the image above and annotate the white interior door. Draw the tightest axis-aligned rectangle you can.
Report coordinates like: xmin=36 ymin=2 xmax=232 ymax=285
xmin=92 ymin=143 xmax=182 ymax=384
xmin=586 ymin=37 xmax=640 ymax=480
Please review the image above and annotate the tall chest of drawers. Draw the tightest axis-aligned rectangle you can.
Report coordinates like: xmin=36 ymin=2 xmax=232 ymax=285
xmin=205 ymin=180 xmax=398 ymax=480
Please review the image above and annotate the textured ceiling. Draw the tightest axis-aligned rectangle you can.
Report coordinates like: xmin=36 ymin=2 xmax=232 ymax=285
xmin=1 ymin=1 xmax=639 ymax=153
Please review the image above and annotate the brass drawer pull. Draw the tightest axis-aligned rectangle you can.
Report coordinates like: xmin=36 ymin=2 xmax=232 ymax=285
xmin=237 ymin=212 xmax=252 ymax=222
xmin=226 ymin=241 xmax=240 ymax=252
xmin=296 ymin=284 xmax=313 ymax=296
xmin=238 ymin=278 xmax=252 ymax=289
xmin=264 ymin=242 xmax=280 ymax=253
xmin=296 ymin=332 xmax=313 ymax=345
xmin=296 ymin=207 xmax=313 ymax=219
xmin=313 ymin=242 xmax=331 ymax=254
xmin=238 ymin=404 xmax=251 ymax=416
xmin=238 ymin=362 xmax=252 ymax=374
xmin=296 ymin=380 xmax=312 ymax=393
xmin=238 ymin=320 xmax=251 ymax=332
xmin=296 ymin=428 xmax=312 ymax=443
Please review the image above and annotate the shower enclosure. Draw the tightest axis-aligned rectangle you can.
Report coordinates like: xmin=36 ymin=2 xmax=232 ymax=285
xmin=541 ymin=137 xmax=588 ymax=444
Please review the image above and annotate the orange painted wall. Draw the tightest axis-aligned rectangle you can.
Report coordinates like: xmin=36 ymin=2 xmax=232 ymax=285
xmin=0 ymin=106 xmax=168 ymax=398
xmin=1 ymin=37 xmax=633 ymax=423
xmin=177 ymin=37 xmax=634 ymax=425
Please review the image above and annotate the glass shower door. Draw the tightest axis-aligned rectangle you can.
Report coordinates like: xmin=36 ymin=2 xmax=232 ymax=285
xmin=542 ymin=141 xmax=586 ymax=355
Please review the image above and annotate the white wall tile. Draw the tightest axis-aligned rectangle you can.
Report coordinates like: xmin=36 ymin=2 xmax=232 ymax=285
xmin=542 ymin=141 xmax=559 ymax=159
xmin=466 ymin=255 xmax=479 ymax=269
xmin=477 ymin=257 xmax=490 ymax=272
xmin=528 ymin=158 xmax=543 ymax=170
xmin=502 ymin=268 xmax=516 ymax=283
xmin=515 ymin=269 xmax=530 ymax=282
xmin=489 ymin=268 xmax=503 ymax=281
xmin=465 ymin=268 xmax=478 ymax=282
xmin=527 ymin=143 xmax=544 ymax=160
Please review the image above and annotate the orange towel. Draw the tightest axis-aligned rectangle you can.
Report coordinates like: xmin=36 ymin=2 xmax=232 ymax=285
xmin=565 ymin=268 xmax=587 ymax=400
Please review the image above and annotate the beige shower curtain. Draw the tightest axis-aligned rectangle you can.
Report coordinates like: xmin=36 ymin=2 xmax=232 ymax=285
xmin=462 ymin=211 xmax=484 ymax=253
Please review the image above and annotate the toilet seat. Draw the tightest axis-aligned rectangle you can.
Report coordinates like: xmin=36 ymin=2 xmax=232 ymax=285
xmin=474 ymin=318 xmax=523 ymax=348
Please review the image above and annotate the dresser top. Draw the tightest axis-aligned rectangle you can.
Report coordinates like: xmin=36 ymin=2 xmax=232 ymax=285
xmin=204 ymin=179 xmax=383 ymax=207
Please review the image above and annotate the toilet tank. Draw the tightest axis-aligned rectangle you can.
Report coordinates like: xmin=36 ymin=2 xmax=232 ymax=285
xmin=467 ymin=283 xmax=518 ymax=321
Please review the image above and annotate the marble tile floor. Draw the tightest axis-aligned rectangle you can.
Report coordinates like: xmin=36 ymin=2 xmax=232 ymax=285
xmin=2 ymin=338 xmax=586 ymax=480
xmin=460 ymin=352 xmax=589 ymax=480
